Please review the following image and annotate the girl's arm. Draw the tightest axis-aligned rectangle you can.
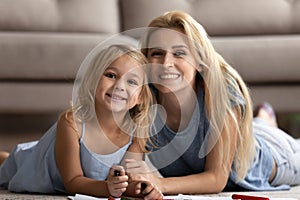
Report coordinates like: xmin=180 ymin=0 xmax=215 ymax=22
xmin=55 ymin=113 xmax=128 ymax=197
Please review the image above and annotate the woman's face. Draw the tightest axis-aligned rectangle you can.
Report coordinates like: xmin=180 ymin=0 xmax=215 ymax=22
xmin=147 ymin=28 xmax=198 ymax=93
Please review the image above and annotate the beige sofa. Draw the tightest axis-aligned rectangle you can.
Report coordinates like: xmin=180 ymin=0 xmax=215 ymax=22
xmin=1 ymin=0 xmax=300 ymax=128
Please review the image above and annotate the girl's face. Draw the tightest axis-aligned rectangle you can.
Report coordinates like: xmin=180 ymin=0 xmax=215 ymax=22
xmin=95 ymin=55 xmax=144 ymax=113
xmin=147 ymin=28 xmax=198 ymax=93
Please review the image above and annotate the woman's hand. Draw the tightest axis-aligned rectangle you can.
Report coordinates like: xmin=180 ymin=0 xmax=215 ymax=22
xmin=125 ymin=159 xmax=162 ymax=192
xmin=128 ymin=181 xmax=163 ymax=200
xmin=106 ymin=165 xmax=128 ymax=198
xmin=125 ymin=159 xmax=154 ymax=180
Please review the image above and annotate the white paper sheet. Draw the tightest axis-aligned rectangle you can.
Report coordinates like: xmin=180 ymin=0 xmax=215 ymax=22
xmin=68 ymin=194 xmax=298 ymax=200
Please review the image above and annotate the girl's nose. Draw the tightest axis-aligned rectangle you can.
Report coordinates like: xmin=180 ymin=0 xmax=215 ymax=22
xmin=114 ymin=79 xmax=125 ymax=91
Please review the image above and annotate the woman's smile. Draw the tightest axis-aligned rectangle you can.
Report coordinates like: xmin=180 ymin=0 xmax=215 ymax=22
xmin=159 ymin=73 xmax=180 ymax=80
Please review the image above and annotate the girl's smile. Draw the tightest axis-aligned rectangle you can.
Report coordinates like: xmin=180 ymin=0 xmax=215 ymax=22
xmin=106 ymin=93 xmax=127 ymax=102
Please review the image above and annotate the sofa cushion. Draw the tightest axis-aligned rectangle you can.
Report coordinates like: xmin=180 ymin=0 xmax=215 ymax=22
xmin=294 ymin=1 xmax=300 ymax=32
xmin=0 ymin=0 xmax=120 ymax=33
xmin=0 ymin=32 xmax=138 ymax=80
xmin=57 ymin=0 xmax=120 ymax=33
xmin=121 ymin=0 xmax=300 ymax=36
xmin=251 ymin=85 xmax=300 ymax=113
xmin=0 ymin=32 xmax=104 ymax=80
xmin=0 ymin=82 xmax=73 ymax=113
xmin=212 ymin=35 xmax=300 ymax=83
xmin=120 ymin=0 xmax=189 ymax=34
xmin=0 ymin=0 xmax=58 ymax=31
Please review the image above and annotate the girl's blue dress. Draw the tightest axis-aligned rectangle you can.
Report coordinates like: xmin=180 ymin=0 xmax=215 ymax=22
xmin=0 ymin=122 xmax=132 ymax=193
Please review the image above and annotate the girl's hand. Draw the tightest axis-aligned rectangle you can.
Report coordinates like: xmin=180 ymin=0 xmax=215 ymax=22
xmin=134 ymin=181 xmax=163 ymax=200
xmin=106 ymin=165 xmax=128 ymax=198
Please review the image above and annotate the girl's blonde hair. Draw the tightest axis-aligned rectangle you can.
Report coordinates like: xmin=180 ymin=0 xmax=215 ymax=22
xmin=71 ymin=44 xmax=153 ymax=152
xmin=141 ymin=11 xmax=255 ymax=180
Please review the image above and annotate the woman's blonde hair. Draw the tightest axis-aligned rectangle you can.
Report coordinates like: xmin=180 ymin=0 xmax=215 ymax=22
xmin=141 ymin=11 xmax=255 ymax=180
xmin=71 ymin=44 xmax=153 ymax=152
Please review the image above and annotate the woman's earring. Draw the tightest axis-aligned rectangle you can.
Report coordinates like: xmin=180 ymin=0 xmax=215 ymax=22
xmin=199 ymin=64 xmax=205 ymax=75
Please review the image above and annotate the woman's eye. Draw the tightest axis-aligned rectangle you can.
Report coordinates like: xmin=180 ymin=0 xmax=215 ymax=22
xmin=104 ymin=73 xmax=117 ymax=79
xmin=127 ymin=79 xmax=138 ymax=86
xmin=173 ymin=50 xmax=186 ymax=57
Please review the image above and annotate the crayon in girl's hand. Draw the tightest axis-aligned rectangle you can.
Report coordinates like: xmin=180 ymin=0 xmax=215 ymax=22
xmin=141 ymin=182 xmax=147 ymax=191
xmin=114 ymin=170 xmax=121 ymax=176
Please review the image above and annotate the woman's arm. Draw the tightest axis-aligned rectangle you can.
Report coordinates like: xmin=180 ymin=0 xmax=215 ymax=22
xmin=127 ymin=112 xmax=238 ymax=195
xmin=122 ymin=138 xmax=163 ymax=199
xmin=121 ymin=137 xmax=144 ymax=165
xmin=159 ymin=113 xmax=238 ymax=194
xmin=55 ymin=113 xmax=128 ymax=197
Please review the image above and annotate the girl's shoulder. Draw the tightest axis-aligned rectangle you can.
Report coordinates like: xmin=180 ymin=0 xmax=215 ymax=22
xmin=57 ymin=109 xmax=82 ymax=140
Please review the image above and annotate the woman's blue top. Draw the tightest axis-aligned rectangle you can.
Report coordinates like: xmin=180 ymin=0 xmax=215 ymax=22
xmin=147 ymin=85 xmax=289 ymax=191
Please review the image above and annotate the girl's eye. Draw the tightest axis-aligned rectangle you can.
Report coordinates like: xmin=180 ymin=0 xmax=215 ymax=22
xmin=173 ymin=50 xmax=186 ymax=57
xmin=127 ymin=79 xmax=138 ymax=86
xmin=104 ymin=72 xmax=117 ymax=79
xmin=150 ymin=50 xmax=164 ymax=57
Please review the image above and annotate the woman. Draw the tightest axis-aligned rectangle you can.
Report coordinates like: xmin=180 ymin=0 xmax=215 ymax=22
xmin=125 ymin=11 xmax=300 ymax=194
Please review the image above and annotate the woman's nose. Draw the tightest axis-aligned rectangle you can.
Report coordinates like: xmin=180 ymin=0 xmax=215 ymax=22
xmin=162 ymin=52 xmax=174 ymax=67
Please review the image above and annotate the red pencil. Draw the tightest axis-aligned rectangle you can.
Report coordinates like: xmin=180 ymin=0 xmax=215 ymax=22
xmin=232 ymin=194 xmax=270 ymax=200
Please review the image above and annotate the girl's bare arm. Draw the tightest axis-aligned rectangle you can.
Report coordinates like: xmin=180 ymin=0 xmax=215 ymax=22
xmin=55 ymin=113 xmax=112 ymax=197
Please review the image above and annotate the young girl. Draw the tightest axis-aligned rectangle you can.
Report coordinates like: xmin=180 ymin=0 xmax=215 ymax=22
xmin=125 ymin=11 xmax=300 ymax=194
xmin=0 ymin=44 xmax=163 ymax=199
